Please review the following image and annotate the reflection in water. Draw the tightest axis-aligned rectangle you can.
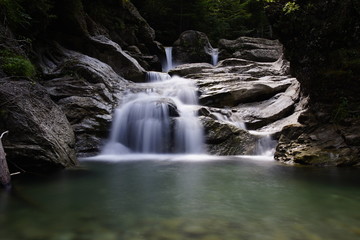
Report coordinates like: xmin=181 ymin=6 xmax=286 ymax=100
xmin=1 ymin=156 xmax=360 ymax=240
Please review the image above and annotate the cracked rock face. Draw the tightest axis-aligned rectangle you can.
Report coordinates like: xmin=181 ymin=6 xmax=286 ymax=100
xmin=0 ymin=81 xmax=77 ymax=172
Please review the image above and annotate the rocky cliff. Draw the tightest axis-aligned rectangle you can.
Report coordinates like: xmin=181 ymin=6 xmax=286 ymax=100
xmin=0 ymin=0 xmax=164 ymax=172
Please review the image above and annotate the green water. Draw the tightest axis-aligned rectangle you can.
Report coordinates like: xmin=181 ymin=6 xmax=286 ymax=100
xmin=1 ymin=156 xmax=360 ymax=240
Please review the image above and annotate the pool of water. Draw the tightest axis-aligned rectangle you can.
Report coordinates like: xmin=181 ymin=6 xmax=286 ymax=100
xmin=1 ymin=155 xmax=360 ymax=240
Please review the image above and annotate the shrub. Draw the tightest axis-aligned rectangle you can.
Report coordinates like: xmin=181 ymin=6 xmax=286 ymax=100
xmin=0 ymin=50 xmax=36 ymax=78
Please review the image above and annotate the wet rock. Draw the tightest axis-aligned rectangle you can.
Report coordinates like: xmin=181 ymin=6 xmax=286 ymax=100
xmin=218 ymin=37 xmax=283 ymax=62
xmin=200 ymin=117 xmax=258 ymax=155
xmin=173 ymin=30 xmax=213 ymax=64
xmin=0 ymin=80 xmax=77 ymax=172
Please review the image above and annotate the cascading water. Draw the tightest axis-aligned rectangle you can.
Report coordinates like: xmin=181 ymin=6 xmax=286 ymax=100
xmin=253 ymin=133 xmax=277 ymax=157
xmin=212 ymin=111 xmax=277 ymax=158
xmin=252 ymin=132 xmax=277 ymax=158
xmin=102 ymin=73 xmax=205 ymax=155
xmin=163 ymin=47 xmax=173 ymax=72
xmin=211 ymin=48 xmax=219 ymax=66
xmin=146 ymin=71 xmax=171 ymax=82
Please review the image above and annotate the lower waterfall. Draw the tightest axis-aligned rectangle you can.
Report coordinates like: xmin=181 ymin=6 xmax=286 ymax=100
xmin=102 ymin=73 xmax=204 ymax=155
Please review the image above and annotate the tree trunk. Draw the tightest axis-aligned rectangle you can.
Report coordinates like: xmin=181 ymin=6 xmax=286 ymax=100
xmin=0 ymin=131 xmax=11 ymax=188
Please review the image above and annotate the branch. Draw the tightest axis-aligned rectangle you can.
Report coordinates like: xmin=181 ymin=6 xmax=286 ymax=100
xmin=0 ymin=131 xmax=9 ymax=139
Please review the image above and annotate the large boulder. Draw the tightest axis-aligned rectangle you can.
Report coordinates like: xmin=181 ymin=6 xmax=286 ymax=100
xmin=38 ymin=45 xmax=129 ymax=156
xmin=218 ymin=37 xmax=283 ymax=62
xmin=172 ymin=30 xmax=213 ymax=64
xmin=0 ymin=80 xmax=77 ymax=172
xmin=85 ymin=35 xmax=146 ymax=82
xmin=275 ymin=122 xmax=360 ymax=167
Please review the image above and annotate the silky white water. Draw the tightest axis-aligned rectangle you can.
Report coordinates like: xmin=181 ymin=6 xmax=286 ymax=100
xmin=102 ymin=73 xmax=204 ymax=155
xmin=163 ymin=47 xmax=173 ymax=72
xmin=211 ymin=48 xmax=219 ymax=65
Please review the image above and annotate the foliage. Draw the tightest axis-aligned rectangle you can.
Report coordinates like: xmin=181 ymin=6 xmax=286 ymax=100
xmin=132 ymin=0 xmax=270 ymax=44
xmin=0 ymin=0 xmax=55 ymax=37
xmin=0 ymin=50 xmax=36 ymax=78
xmin=262 ymin=0 xmax=300 ymax=14
xmin=0 ymin=0 xmax=30 ymax=26
xmin=282 ymin=1 xmax=300 ymax=14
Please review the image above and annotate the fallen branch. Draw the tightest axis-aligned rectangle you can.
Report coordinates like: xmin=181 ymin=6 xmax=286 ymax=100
xmin=0 ymin=131 xmax=11 ymax=188
xmin=0 ymin=131 xmax=9 ymax=139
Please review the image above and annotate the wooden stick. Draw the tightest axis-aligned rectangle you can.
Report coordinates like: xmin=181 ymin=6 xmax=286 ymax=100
xmin=0 ymin=131 xmax=11 ymax=188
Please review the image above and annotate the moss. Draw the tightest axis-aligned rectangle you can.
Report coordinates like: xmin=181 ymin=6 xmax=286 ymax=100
xmin=0 ymin=50 xmax=36 ymax=78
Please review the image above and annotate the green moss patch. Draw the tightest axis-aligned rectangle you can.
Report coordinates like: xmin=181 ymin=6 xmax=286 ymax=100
xmin=0 ymin=50 xmax=36 ymax=78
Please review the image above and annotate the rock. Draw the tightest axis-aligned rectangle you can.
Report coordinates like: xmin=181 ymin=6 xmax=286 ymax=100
xmin=54 ymin=0 xmax=162 ymax=73
xmin=218 ymin=37 xmax=283 ymax=62
xmin=236 ymin=80 xmax=301 ymax=129
xmin=198 ymin=76 xmax=294 ymax=108
xmin=173 ymin=30 xmax=213 ymax=64
xmin=39 ymin=45 xmax=129 ymax=156
xmin=182 ymin=225 xmax=207 ymax=237
xmin=275 ymin=123 xmax=360 ymax=166
xmin=200 ymin=116 xmax=258 ymax=155
xmin=86 ymin=35 xmax=146 ymax=82
xmin=169 ymin=63 xmax=214 ymax=77
xmin=0 ymin=80 xmax=77 ymax=172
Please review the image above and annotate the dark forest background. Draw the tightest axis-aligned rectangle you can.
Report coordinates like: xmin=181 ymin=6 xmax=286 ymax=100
xmin=131 ymin=0 xmax=270 ymax=45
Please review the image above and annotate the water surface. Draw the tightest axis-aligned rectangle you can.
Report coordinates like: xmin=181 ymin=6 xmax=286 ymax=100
xmin=1 ymin=155 xmax=360 ymax=240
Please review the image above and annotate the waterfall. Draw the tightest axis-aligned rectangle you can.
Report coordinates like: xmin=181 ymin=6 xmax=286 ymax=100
xmin=250 ymin=132 xmax=277 ymax=157
xmin=102 ymin=75 xmax=205 ymax=155
xmin=163 ymin=47 xmax=173 ymax=72
xmin=211 ymin=48 xmax=219 ymax=66
xmin=146 ymin=71 xmax=171 ymax=82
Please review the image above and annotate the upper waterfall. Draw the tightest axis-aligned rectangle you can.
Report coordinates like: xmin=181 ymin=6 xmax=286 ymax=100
xmin=163 ymin=47 xmax=174 ymax=72
xmin=211 ymin=48 xmax=219 ymax=66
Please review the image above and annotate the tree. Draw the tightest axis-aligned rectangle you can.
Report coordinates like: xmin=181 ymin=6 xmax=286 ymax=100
xmin=132 ymin=0 xmax=271 ymax=44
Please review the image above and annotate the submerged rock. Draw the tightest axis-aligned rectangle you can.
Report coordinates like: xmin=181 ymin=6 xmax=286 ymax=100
xmin=0 ymin=80 xmax=77 ymax=172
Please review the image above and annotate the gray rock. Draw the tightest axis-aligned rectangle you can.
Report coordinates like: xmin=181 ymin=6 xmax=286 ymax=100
xmin=173 ymin=30 xmax=213 ymax=64
xmin=236 ymin=80 xmax=301 ymax=129
xmin=86 ymin=36 xmax=146 ymax=82
xmin=39 ymin=45 xmax=129 ymax=156
xmin=219 ymin=37 xmax=283 ymax=62
xmin=0 ymin=80 xmax=77 ymax=172
xmin=169 ymin=63 xmax=214 ymax=77
xmin=198 ymin=76 xmax=294 ymax=108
